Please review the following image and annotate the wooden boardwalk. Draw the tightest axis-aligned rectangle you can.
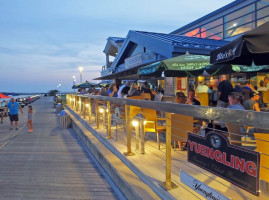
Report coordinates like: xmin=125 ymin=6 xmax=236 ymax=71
xmin=0 ymin=98 xmax=121 ymax=200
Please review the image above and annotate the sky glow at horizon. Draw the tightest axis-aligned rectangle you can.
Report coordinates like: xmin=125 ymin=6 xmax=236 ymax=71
xmin=0 ymin=0 xmax=233 ymax=93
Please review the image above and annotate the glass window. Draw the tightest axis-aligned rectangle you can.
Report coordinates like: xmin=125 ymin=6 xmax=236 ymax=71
xmin=257 ymin=16 xmax=269 ymax=26
xmin=207 ymin=33 xmax=223 ymax=40
xmin=224 ymin=13 xmax=255 ymax=31
xmin=185 ymin=28 xmax=200 ymax=37
xmin=257 ymin=6 xmax=269 ymax=19
xmin=201 ymin=18 xmax=223 ymax=31
xmin=224 ymin=4 xmax=255 ymax=22
xmin=224 ymin=22 xmax=255 ymax=38
xmin=257 ymin=0 xmax=269 ymax=9
xmin=201 ymin=25 xmax=223 ymax=37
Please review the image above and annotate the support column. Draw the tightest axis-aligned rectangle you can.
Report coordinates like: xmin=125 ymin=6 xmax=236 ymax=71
xmin=88 ymin=98 xmax=92 ymax=123
xmin=95 ymin=100 xmax=99 ymax=129
xmin=106 ymin=101 xmax=112 ymax=139
xmin=123 ymin=105 xmax=135 ymax=156
xmin=160 ymin=112 xmax=177 ymax=190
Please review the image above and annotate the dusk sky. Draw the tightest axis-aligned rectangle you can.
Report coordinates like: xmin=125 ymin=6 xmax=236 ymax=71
xmin=0 ymin=0 xmax=233 ymax=93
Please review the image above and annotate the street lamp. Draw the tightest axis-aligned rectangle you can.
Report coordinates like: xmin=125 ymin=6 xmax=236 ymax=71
xmin=79 ymin=67 xmax=83 ymax=83
xmin=72 ymin=75 xmax=76 ymax=92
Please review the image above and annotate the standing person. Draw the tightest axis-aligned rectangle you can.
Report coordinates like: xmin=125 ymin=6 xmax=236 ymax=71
xmin=217 ymin=75 xmax=233 ymax=108
xmin=243 ymin=91 xmax=261 ymax=111
xmin=6 ymin=98 xmax=23 ymax=130
xmin=107 ymin=83 xmax=118 ymax=97
xmin=27 ymin=105 xmax=33 ymax=132
xmin=196 ymin=82 xmax=209 ymax=93
xmin=185 ymin=89 xmax=200 ymax=105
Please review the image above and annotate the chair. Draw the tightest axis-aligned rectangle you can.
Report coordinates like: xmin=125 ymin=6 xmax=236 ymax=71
xmin=226 ymin=123 xmax=255 ymax=146
xmin=171 ymin=114 xmax=194 ymax=150
xmin=254 ymin=133 xmax=269 ymax=182
xmin=197 ymin=93 xmax=209 ymax=106
xmin=263 ymin=90 xmax=269 ymax=104
xmin=142 ymin=108 xmax=166 ymax=149
xmin=141 ymin=93 xmax=152 ymax=100
xmin=126 ymin=96 xmax=143 ymax=119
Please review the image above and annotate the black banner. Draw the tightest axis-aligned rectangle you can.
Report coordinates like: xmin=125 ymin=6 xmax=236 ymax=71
xmin=187 ymin=131 xmax=260 ymax=196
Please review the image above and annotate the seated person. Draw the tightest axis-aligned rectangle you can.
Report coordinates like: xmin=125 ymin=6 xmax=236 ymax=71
xmin=107 ymin=83 xmax=118 ymax=97
xmin=227 ymin=92 xmax=245 ymax=110
xmin=175 ymin=92 xmax=186 ymax=104
xmin=128 ymin=82 xmax=140 ymax=97
xmin=185 ymin=89 xmax=200 ymax=105
xmin=243 ymin=91 xmax=260 ymax=111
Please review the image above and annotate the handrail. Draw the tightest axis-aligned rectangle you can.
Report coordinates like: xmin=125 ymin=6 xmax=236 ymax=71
xmin=73 ymin=94 xmax=269 ymax=129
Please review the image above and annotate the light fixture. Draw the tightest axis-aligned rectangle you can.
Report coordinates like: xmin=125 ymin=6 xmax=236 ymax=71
xmin=99 ymin=108 xmax=104 ymax=113
xmin=132 ymin=120 xmax=139 ymax=127
xmin=233 ymin=23 xmax=237 ymax=27
xmin=79 ymin=67 xmax=83 ymax=72
xmin=86 ymin=104 xmax=89 ymax=107
xmin=143 ymin=121 xmax=147 ymax=125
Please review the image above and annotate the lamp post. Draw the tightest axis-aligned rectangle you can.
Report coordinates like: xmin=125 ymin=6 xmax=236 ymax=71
xmin=79 ymin=67 xmax=83 ymax=83
xmin=57 ymin=83 xmax=61 ymax=97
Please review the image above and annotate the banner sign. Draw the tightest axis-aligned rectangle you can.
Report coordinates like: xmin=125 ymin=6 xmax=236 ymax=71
xmin=180 ymin=170 xmax=230 ymax=200
xmin=187 ymin=131 xmax=260 ymax=196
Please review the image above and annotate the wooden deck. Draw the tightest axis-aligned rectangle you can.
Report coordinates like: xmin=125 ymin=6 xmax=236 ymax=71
xmin=71 ymin=106 xmax=269 ymax=200
xmin=0 ymin=98 xmax=121 ymax=200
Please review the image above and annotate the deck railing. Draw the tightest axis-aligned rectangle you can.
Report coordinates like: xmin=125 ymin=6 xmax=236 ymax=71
xmin=66 ymin=93 xmax=269 ymax=198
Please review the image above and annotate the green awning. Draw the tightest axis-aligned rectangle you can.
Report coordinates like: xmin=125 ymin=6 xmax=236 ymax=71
xmin=232 ymin=65 xmax=269 ymax=72
xmin=138 ymin=61 xmax=163 ymax=77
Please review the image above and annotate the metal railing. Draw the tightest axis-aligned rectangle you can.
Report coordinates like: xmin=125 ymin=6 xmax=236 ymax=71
xmin=66 ymin=93 xmax=269 ymax=198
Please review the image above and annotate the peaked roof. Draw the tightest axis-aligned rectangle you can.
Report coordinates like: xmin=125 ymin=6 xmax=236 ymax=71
xmin=103 ymin=37 xmax=125 ymax=55
xmin=110 ymin=30 xmax=228 ymax=70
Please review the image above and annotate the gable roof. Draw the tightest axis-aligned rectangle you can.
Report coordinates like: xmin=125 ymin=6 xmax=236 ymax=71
xmin=110 ymin=30 xmax=228 ymax=70
xmin=103 ymin=37 xmax=125 ymax=55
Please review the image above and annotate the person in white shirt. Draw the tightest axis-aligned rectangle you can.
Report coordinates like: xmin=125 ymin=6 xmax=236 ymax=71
xmin=196 ymin=82 xmax=209 ymax=93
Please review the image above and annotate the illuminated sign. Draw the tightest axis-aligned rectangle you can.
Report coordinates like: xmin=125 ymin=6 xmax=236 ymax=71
xmin=187 ymin=131 xmax=260 ymax=195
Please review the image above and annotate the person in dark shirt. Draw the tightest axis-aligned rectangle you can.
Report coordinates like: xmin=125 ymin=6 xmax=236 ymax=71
xmin=121 ymin=85 xmax=130 ymax=97
xmin=217 ymin=75 xmax=233 ymax=108
xmin=185 ymin=89 xmax=200 ymax=105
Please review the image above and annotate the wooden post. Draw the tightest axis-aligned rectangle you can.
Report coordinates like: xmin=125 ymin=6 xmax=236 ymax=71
xmin=140 ymin=116 xmax=145 ymax=154
xmin=106 ymin=101 xmax=112 ymax=139
xmin=95 ymin=100 xmax=99 ymax=129
xmin=160 ymin=112 xmax=177 ymax=190
xmin=88 ymin=98 xmax=92 ymax=123
xmin=83 ymin=98 xmax=86 ymax=119
xmin=123 ymin=105 xmax=135 ymax=156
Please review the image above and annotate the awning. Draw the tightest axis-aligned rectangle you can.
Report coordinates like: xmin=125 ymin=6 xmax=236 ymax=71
xmin=138 ymin=54 xmax=211 ymax=77
xmin=232 ymin=65 xmax=269 ymax=73
xmin=210 ymin=21 xmax=269 ymax=66
xmin=0 ymin=93 xmax=11 ymax=98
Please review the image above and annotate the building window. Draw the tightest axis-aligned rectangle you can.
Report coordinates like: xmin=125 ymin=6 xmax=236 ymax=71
xmin=224 ymin=22 xmax=255 ymax=38
xmin=201 ymin=18 xmax=223 ymax=30
xmin=257 ymin=16 xmax=269 ymax=26
xmin=224 ymin=13 xmax=255 ymax=32
xmin=185 ymin=28 xmax=200 ymax=37
xmin=224 ymin=4 xmax=255 ymax=22
xmin=201 ymin=25 xmax=223 ymax=38
xmin=207 ymin=33 xmax=223 ymax=40
xmin=257 ymin=0 xmax=269 ymax=9
xmin=257 ymin=6 xmax=269 ymax=19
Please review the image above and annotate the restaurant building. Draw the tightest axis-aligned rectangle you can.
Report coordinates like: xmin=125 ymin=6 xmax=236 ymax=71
xmin=97 ymin=0 xmax=269 ymax=95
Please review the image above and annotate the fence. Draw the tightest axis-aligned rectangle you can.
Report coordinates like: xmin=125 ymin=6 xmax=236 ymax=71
xmin=66 ymin=93 xmax=269 ymax=199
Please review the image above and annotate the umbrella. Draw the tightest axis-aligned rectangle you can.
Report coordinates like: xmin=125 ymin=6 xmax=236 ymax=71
xmin=0 ymin=93 xmax=11 ymax=98
xmin=77 ymin=81 xmax=95 ymax=88
xmin=210 ymin=22 xmax=269 ymax=66
xmin=138 ymin=54 xmax=211 ymax=77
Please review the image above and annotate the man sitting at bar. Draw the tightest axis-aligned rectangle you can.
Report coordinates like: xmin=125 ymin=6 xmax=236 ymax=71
xmin=185 ymin=89 xmax=200 ymax=105
xmin=243 ymin=91 xmax=260 ymax=111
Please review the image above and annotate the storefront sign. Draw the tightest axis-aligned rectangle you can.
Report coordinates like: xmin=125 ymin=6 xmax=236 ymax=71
xmin=180 ymin=170 xmax=230 ymax=200
xmin=187 ymin=131 xmax=260 ymax=196
xmin=125 ymin=53 xmax=142 ymax=69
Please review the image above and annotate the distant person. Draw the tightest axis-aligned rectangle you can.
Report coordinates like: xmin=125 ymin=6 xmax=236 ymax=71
xmin=27 ymin=105 xmax=33 ymax=132
xmin=185 ymin=89 xmax=200 ymax=105
xmin=243 ymin=91 xmax=261 ymax=111
xmin=100 ymin=87 xmax=108 ymax=96
xmin=6 ymin=98 xmax=23 ymax=130
xmin=217 ymin=75 xmax=233 ymax=107
xmin=157 ymin=84 xmax=164 ymax=94
xmin=0 ymin=112 xmax=3 ymax=123
xmin=1 ymin=100 xmax=7 ymax=107
xmin=242 ymin=81 xmax=253 ymax=92
xmin=264 ymin=77 xmax=269 ymax=89
xmin=196 ymin=82 xmax=209 ymax=93
xmin=176 ymin=92 xmax=186 ymax=104
xmin=80 ymin=88 xmax=87 ymax=94
xmin=258 ymin=80 xmax=268 ymax=92
xmin=227 ymin=92 xmax=245 ymax=110
xmin=128 ymin=82 xmax=140 ymax=97
xmin=107 ymin=83 xmax=118 ymax=97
